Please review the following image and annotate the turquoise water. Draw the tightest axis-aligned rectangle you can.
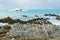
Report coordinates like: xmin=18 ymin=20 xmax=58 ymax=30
xmin=0 ymin=9 xmax=60 ymax=25
xmin=0 ymin=9 xmax=60 ymax=20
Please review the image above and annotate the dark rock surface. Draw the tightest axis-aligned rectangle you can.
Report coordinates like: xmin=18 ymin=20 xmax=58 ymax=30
xmin=35 ymin=15 xmax=38 ymax=17
xmin=0 ymin=25 xmax=11 ymax=34
xmin=56 ymin=16 xmax=60 ymax=20
xmin=3 ymin=25 xmax=11 ymax=32
xmin=22 ymin=15 xmax=27 ymax=17
xmin=44 ymin=14 xmax=59 ymax=16
xmin=0 ymin=25 xmax=11 ymax=37
xmin=0 ymin=17 xmax=52 ymax=24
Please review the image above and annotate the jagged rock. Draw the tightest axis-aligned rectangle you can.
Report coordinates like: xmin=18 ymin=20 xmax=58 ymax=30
xmin=0 ymin=25 xmax=11 ymax=37
xmin=3 ymin=25 xmax=11 ymax=32
xmin=0 ymin=17 xmax=52 ymax=25
xmin=7 ymin=23 xmax=60 ymax=39
xmin=0 ymin=17 xmax=14 ymax=24
xmin=0 ymin=26 xmax=6 ymax=34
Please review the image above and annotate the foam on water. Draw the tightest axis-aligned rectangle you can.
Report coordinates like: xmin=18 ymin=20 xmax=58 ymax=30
xmin=0 ymin=23 xmax=9 ymax=26
xmin=0 ymin=9 xmax=60 ymax=25
xmin=49 ymin=20 xmax=60 ymax=26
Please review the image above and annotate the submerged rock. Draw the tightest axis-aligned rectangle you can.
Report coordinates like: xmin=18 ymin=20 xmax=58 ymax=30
xmin=35 ymin=15 xmax=38 ymax=17
xmin=22 ymin=15 xmax=27 ymax=17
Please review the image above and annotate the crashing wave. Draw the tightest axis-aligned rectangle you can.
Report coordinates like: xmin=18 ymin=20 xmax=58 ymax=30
xmin=9 ymin=8 xmax=22 ymax=12
xmin=9 ymin=8 xmax=29 ymax=12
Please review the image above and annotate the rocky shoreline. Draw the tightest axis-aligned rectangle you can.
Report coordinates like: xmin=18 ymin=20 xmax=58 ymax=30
xmin=0 ymin=14 xmax=60 ymax=40
xmin=44 ymin=14 xmax=60 ymax=20
xmin=0 ymin=17 xmax=52 ymax=24
xmin=0 ymin=23 xmax=60 ymax=40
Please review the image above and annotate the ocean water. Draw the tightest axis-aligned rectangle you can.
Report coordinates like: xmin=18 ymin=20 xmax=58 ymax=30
xmin=0 ymin=9 xmax=60 ymax=25
xmin=0 ymin=9 xmax=60 ymax=20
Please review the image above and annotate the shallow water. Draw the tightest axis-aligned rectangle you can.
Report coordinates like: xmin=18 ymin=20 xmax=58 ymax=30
xmin=0 ymin=9 xmax=60 ymax=20
xmin=0 ymin=9 xmax=60 ymax=25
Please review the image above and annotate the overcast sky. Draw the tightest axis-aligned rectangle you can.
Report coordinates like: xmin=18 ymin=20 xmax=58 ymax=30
xmin=0 ymin=0 xmax=60 ymax=9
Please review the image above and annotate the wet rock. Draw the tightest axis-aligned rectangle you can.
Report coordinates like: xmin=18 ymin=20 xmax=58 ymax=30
xmin=22 ymin=15 xmax=27 ymax=17
xmin=0 ymin=27 xmax=6 ymax=37
xmin=0 ymin=26 xmax=6 ymax=34
xmin=56 ymin=16 xmax=60 ymax=20
xmin=46 ymin=18 xmax=49 ymax=20
xmin=3 ymin=25 xmax=11 ymax=32
xmin=0 ymin=25 xmax=11 ymax=34
xmin=27 ymin=18 xmax=52 ymax=24
xmin=0 ymin=17 xmax=52 ymax=25
xmin=35 ymin=15 xmax=38 ymax=17
xmin=44 ymin=14 xmax=59 ymax=16
xmin=0 ymin=17 xmax=14 ymax=24
xmin=0 ymin=25 xmax=11 ymax=38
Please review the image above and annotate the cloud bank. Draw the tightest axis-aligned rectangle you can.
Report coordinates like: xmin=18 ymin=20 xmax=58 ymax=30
xmin=0 ymin=0 xmax=60 ymax=9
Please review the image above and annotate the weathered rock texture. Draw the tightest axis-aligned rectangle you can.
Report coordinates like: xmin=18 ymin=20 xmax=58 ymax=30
xmin=7 ymin=23 xmax=60 ymax=40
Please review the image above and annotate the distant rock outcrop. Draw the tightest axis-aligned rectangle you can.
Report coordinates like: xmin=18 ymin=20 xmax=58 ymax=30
xmin=10 ymin=8 xmax=22 ymax=12
xmin=44 ymin=14 xmax=59 ymax=16
xmin=35 ymin=15 xmax=38 ymax=17
xmin=22 ymin=15 xmax=27 ymax=17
